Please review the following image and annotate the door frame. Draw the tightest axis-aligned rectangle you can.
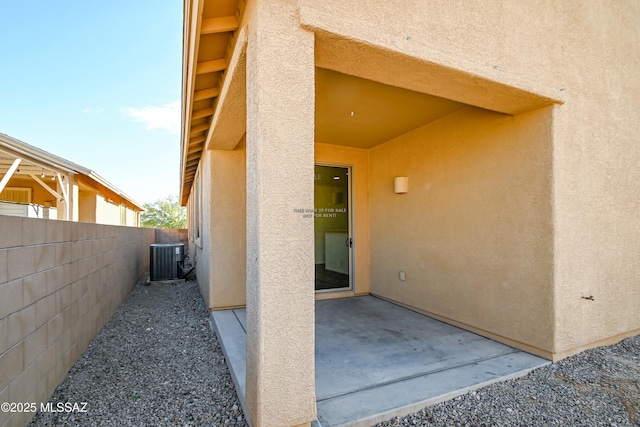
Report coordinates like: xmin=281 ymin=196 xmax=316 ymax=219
xmin=314 ymin=162 xmax=354 ymax=294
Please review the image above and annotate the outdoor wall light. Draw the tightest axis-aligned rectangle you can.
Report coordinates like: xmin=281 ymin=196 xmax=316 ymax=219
xmin=394 ymin=177 xmax=408 ymax=194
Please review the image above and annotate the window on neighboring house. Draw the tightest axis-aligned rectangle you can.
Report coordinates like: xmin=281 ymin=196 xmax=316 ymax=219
xmin=0 ymin=187 xmax=32 ymax=204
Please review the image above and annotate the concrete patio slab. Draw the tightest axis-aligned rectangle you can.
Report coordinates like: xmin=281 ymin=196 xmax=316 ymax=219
xmin=211 ymin=296 xmax=549 ymax=427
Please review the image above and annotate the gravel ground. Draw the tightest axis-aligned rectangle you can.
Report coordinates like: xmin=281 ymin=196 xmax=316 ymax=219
xmin=29 ymin=276 xmax=639 ymax=427
xmin=375 ymin=335 xmax=640 ymax=427
xmin=29 ymin=277 xmax=247 ymax=427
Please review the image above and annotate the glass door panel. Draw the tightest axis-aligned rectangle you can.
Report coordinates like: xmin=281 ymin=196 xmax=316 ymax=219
xmin=314 ymin=165 xmax=351 ymax=291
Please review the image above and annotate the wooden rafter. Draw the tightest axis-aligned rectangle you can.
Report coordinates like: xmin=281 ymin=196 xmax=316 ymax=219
xmin=194 ymin=87 xmax=220 ymax=101
xmin=29 ymin=174 xmax=63 ymax=201
xmin=190 ymin=135 xmax=207 ymax=145
xmin=201 ymin=16 xmax=238 ymax=34
xmin=190 ymin=122 xmax=211 ymax=134
xmin=192 ymin=108 xmax=214 ymax=120
xmin=56 ymin=173 xmax=68 ymax=202
xmin=187 ymin=149 xmax=202 ymax=159
xmin=190 ymin=134 xmax=207 ymax=143
xmin=196 ymin=59 xmax=227 ymax=74
xmin=0 ymin=158 xmax=21 ymax=193
xmin=187 ymin=144 xmax=204 ymax=154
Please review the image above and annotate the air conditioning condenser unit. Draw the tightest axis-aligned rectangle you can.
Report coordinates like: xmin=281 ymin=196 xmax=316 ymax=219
xmin=150 ymin=243 xmax=185 ymax=281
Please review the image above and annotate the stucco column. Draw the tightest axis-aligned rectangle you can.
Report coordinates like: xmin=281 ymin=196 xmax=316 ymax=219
xmin=245 ymin=0 xmax=316 ymax=426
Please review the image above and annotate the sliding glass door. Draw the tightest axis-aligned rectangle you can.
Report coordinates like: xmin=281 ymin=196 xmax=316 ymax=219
xmin=314 ymin=165 xmax=352 ymax=292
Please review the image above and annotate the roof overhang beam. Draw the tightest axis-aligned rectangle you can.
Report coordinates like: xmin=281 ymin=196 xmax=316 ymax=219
xmin=0 ymin=158 xmax=21 ymax=193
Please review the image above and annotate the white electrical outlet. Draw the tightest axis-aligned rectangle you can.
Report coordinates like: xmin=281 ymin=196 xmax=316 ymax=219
xmin=399 ymin=271 xmax=406 ymax=281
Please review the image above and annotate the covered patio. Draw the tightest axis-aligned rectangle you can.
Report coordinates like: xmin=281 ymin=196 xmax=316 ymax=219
xmin=212 ymin=296 xmax=548 ymax=427
xmin=181 ymin=1 xmax=569 ymax=426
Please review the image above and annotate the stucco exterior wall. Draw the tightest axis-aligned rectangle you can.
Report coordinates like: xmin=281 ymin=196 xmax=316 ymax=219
xmin=0 ymin=217 xmax=154 ymax=427
xmin=125 ymin=207 xmax=137 ymax=227
xmin=209 ymin=140 xmax=246 ymax=309
xmin=548 ymin=6 xmax=640 ymax=356
xmin=370 ymin=106 xmax=554 ymax=355
xmin=188 ymin=142 xmax=247 ymax=311
xmin=92 ymin=196 xmax=139 ymax=227
xmin=193 ymin=154 xmax=211 ymax=308
xmin=95 ymin=195 xmax=121 ymax=226
xmin=299 ymin=0 xmax=640 ymax=358
xmin=78 ymin=191 xmax=97 ymax=223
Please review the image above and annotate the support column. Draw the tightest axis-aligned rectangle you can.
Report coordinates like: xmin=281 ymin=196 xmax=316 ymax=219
xmin=56 ymin=173 xmax=69 ymax=221
xmin=245 ymin=0 xmax=316 ymax=426
xmin=57 ymin=173 xmax=78 ymax=221
xmin=69 ymin=173 xmax=79 ymax=222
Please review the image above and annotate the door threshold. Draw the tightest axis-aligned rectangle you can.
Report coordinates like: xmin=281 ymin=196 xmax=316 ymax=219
xmin=315 ymin=291 xmax=367 ymax=301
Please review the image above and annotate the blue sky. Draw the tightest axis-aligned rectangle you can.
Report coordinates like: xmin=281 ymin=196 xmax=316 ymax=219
xmin=0 ymin=1 xmax=183 ymax=205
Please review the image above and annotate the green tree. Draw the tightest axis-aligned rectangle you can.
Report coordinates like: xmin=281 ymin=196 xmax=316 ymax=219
xmin=140 ymin=195 xmax=187 ymax=229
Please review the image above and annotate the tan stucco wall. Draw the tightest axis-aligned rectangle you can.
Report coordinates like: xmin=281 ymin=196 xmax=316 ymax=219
xmin=370 ymin=106 xmax=554 ymax=354
xmin=189 ymin=140 xmax=246 ymax=310
xmin=78 ymin=190 xmax=97 ymax=223
xmin=547 ymin=7 xmax=640 ymax=356
xmin=0 ymin=217 xmax=154 ymax=427
xmin=125 ymin=207 xmax=137 ymax=227
xmin=191 ymin=140 xmax=246 ymax=312
xmin=209 ymin=140 xmax=246 ymax=309
xmin=299 ymin=0 xmax=640 ymax=358
xmin=315 ymin=143 xmax=370 ymax=296
xmin=95 ymin=195 xmax=121 ymax=226
xmin=192 ymin=157 xmax=211 ymax=308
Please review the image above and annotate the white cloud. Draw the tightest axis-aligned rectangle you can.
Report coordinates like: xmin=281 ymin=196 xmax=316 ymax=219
xmin=123 ymin=101 xmax=180 ymax=134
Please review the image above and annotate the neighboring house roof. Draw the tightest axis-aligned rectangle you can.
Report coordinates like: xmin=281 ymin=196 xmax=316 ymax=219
xmin=0 ymin=132 xmax=144 ymax=212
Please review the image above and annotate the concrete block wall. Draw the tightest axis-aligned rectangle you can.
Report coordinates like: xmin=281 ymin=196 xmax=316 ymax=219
xmin=154 ymin=228 xmax=188 ymax=248
xmin=0 ymin=217 xmax=155 ymax=427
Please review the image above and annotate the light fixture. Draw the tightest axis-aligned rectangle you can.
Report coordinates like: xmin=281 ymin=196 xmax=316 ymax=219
xmin=41 ymin=170 xmax=45 ymax=178
xmin=333 ymin=176 xmax=340 ymax=180
xmin=394 ymin=177 xmax=408 ymax=194
xmin=51 ymin=175 xmax=55 ymax=180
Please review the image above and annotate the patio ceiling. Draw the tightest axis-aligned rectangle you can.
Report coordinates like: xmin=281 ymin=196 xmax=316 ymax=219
xmin=0 ymin=145 xmax=69 ymax=199
xmin=315 ymin=68 xmax=468 ymax=149
xmin=0 ymin=157 xmax=59 ymax=178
